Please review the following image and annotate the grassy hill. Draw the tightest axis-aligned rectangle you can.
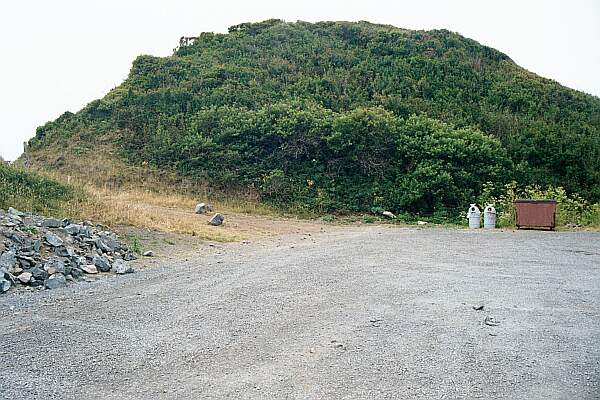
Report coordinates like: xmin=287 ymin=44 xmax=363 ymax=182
xmin=0 ymin=163 xmax=83 ymax=216
xmin=26 ymin=20 xmax=600 ymax=215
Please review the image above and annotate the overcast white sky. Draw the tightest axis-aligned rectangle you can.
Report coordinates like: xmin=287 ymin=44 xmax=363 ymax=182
xmin=0 ymin=0 xmax=599 ymax=161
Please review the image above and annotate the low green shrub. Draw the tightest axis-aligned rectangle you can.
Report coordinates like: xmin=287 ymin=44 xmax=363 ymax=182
xmin=321 ymin=214 xmax=336 ymax=222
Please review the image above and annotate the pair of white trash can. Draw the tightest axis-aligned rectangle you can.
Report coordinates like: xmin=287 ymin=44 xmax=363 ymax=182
xmin=467 ymin=204 xmax=496 ymax=229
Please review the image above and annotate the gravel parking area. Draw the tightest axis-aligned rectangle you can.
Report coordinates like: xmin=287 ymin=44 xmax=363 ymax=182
xmin=1 ymin=227 xmax=599 ymax=399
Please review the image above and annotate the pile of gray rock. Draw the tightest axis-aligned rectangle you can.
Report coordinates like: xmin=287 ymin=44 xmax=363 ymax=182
xmin=0 ymin=207 xmax=136 ymax=294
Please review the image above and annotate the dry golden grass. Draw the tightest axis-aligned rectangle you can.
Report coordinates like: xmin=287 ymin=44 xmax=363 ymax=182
xmin=80 ymin=188 xmax=239 ymax=241
xmin=23 ymin=141 xmax=321 ymax=242
xmin=77 ymin=187 xmax=290 ymax=242
xmin=26 ymin=137 xmax=267 ymax=204
xmin=75 ymin=186 xmax=323 ymax=242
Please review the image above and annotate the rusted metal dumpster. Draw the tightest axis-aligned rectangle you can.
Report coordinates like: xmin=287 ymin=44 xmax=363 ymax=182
xmin=513 ymin=200 xmax=557 ymax=230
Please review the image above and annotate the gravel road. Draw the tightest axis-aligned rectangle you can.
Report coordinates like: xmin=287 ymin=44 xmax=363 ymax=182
xmin=1 ymin=227 xmax=599 ymax=399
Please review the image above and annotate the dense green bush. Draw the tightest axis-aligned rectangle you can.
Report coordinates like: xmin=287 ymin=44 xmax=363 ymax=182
xmin=118 ymin=103 xmax=511 ymax=213
xmin=0 ymin=164 xmax=80 ymax=215
xmin=28 ymin=20 xmax=600 ymax=214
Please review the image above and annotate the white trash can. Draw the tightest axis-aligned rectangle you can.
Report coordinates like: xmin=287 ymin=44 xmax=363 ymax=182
xmin=484 ymin=205 xmax=497 ymax=229
xmin=466 ymin=204 xmax=481 ymax=229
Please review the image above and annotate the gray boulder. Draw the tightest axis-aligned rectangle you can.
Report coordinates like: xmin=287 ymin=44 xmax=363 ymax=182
xmin=54 ymin=246 xmax=72 ymax=257
xmin=42 ymin=218 xmax=63 ymax=228
xmin=45 ymin=273 xmax=67 ymax=290
xmin=17 ymin=255 xmax=35 ymax=269
xmin=195 ymin=203 xmax=213 ymax=214
xmin=0 ymin=251 xmax=16 ymax=270
xmin=31 ymin=267 xmax=48 ymax=281
xmin=45 ymin=232 xmax=64 ymax=247
xmin=8 ymin=207 xmax=25 ymax=217
xmin=0 ymin=276 xmax=10 ymax=292
xmin=99 ymin=233 xmax=120 ymax=252
xmin=94 ymin=238 xmax=112 ymax=253
xmin=45 ymin=257 xmax=66 ymax=275
xmin=6 ymin=219 xmax=22 ymax=228
xmin=70 ymin=268 xmax=83 ymax=278
xmin=78 ymin=226 xmax=92 ymax=238
xmin=93 ymin=256 xmax=111 ymax=272
xmin=208 ymin=213 xmax=225 ymax=226
xmin=112 ymin=259 xmax=134 ymax=275
xmin=64 ymin=224 xmax=82 ymax=235
xmin=80 ymin=264 xmax=98 ymax=274
xmin=70 ymin=256 xmax=86 ymax=269
xmin=17 ymin=272 xmax=32 ymax=284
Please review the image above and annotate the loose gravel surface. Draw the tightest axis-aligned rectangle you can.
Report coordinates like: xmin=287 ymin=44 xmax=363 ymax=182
xmin=1 ymin=227 xmax=599 ymax=399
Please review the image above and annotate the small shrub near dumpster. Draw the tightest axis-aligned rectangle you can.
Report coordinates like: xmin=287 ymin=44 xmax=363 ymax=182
xmin=479 ymin=182 xmax=600 ymax=228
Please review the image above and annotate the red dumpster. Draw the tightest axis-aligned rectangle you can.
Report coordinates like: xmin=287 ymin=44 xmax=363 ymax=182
xmin=513 ymin=200 xmax=557 ymax=230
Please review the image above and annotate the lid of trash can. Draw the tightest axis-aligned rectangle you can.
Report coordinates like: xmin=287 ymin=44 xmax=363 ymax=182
xmin=513 ymin=199 xmax=556 ymax=204
xmin=485 ymin=205 xmax=496 ymax=213
xmin=467 ymin=204 xmax=480 ymax=215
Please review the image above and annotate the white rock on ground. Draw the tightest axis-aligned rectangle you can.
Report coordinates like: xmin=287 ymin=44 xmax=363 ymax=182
xmin=112 ymin=259 xmax=134 ymax=275
xmin=80 ymin=265 xmax=98 ymax=274
xmin=195 ymin=203 xmax=213 ymax=214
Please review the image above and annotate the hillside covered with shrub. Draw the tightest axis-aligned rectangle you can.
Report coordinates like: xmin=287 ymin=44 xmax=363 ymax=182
xmin=27 ymin=20 xmax=600 ymax=214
